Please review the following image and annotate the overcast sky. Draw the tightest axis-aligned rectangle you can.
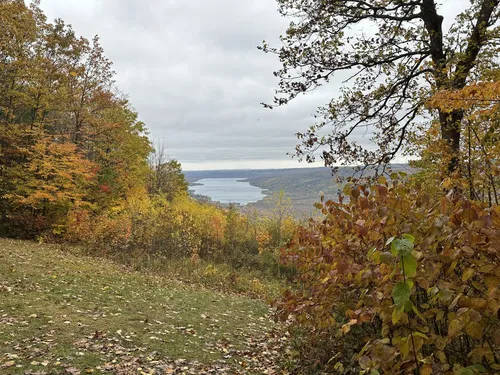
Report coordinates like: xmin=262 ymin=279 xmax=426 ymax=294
xmin=39 ymin=0 xmax=465 ymax=170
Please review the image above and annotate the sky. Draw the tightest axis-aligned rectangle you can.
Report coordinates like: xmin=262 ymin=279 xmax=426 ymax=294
xmin=38 ymin=0 xmax=466 ymax=171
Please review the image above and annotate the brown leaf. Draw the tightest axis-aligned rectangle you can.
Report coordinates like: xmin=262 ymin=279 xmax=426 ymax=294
xmin=492 ymin=328 xmax=500 ymax=346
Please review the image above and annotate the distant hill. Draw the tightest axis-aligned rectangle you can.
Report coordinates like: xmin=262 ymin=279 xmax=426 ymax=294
xmin=185 ymin=164 xmax=412 ymax=215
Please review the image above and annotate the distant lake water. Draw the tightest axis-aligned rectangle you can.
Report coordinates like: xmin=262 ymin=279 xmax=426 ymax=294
xmin=190 ymin=178 xmax=267 ymax=205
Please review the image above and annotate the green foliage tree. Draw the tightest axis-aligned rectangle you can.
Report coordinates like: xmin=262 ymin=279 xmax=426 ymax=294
xmin=261 ymin=0 xmax=500 ymax=173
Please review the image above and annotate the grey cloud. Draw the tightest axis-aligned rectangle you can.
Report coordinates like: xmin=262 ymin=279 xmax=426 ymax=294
xmin=40 ymin=0 xmax=429 ymax=170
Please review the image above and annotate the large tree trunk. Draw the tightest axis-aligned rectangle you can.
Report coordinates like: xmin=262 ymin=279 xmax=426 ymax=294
xmin=422 ymin=0 xmax=499 ymax=174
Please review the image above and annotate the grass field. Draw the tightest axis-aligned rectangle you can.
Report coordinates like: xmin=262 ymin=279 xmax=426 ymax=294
xmin=0 ymin=239 xmax=284 ymax=374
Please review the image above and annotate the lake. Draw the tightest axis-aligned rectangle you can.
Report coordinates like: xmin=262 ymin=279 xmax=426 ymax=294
xmin=190 ymin=178 xmax=267 ymax=205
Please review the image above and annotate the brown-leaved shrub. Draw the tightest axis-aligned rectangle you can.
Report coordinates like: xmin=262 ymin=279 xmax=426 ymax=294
xmin=277 ymin=174 xmax=499 ymax=374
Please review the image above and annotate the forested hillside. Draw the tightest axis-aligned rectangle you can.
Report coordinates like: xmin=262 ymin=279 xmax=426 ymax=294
xmin=185 ymin=164 xmax=412 ymax=214
xmin=0 ymin=1 xmax=293 ymax=264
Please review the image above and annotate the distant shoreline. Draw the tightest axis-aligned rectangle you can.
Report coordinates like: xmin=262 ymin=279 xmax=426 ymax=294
xmin=188 ymin=177 xmax=268 ymax=207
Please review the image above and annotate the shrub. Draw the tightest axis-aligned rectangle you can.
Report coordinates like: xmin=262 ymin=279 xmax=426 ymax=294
xmin=277 ymin=175 xmax=500 ymax=374
xmin=63 ymin=194 xmax=294 ymax=298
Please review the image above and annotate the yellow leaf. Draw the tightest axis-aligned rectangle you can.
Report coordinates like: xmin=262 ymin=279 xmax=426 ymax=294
xmin=392 ymin=306 xmax=404 ymax=325
xmin=400 ymin=337 xmax=409 ymax=358
xmin=341 ymin=323 xmax=351 ymax=334
xmin=421 ymin=364 xmax=433 ymax=375
xmin=446 ymin=260 xmax=458 ymax=275
xmin=479 ymin=264 xmax=495 ymax=273
xmin=462 ymin=268 xmax=475 ymax=282
xmin=485 ymin=275 xmax=500 ymax=290
xmin=466 ymin=322 xmax=483 ymax=340
xmin=442 ymin=177 xmax=452 ymax=189
xmin=412 ymin=304 xmax=426 ymax=322
xmin=448 ymin=319 xmax=462 ymax=338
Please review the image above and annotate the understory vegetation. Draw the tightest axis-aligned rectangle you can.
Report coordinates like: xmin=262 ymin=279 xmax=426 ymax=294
xmin=277 ymin=175 xmax=499 ymax=374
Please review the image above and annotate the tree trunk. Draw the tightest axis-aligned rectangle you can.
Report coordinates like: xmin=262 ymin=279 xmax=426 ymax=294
xmin=439 ymin=109 xmax=463 ymax=173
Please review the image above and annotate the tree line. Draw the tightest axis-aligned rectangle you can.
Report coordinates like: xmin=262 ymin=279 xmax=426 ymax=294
xmin=0 ymin=0 xmax=152 ymax=236
xmin=0 ymin=1 xmax=299 ymax=293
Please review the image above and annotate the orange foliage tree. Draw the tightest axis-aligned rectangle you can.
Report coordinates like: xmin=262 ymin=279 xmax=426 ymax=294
xmin=0 ymin=1 xmax=151 ymax=238
xmin=423 ymin=77 xmax=500 ymax=205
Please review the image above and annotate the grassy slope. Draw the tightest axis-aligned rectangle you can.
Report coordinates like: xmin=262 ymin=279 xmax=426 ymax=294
xmin=0 ymin=239 xmax=283 ymax=375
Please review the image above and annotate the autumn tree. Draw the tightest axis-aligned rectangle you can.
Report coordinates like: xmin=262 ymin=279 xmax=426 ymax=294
xmin=224 ymin=203 xmax=239 ymax=257
xmin=0 ymin=0 xmax=152 ymax=237
xmin=424 ymin=77 xmax=500 ymax=204
xmin=261 ymin=0 xmax=500 ymax=173
xmin=147 ymin=141 xmax=188 ymax=200
xmin=267 ymin=190 xmax=293 ymax=247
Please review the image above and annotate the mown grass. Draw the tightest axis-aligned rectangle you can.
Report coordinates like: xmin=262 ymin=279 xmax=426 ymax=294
xmin=0 ymin=239 xmax=281 ymax=374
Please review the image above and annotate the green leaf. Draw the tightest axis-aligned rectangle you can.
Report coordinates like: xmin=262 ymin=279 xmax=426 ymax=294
xmin=404 ymin=299 xmax=413 ymax=312
xmin=402 ymin=234 xmax=415 ymax=243
xmin=468 ymin=365 xmax=486 ymax=373
xmin=392 ymin=282 xmax=411 ymax=307
xmin=455 ymin=364 xmax=486 ymax=375
xmin=393 ymin=238 xmax=414 ymax=256
xmin=455 ymin=368 xmax=474 ymax=375
xmin=390 ymin=241 xmax=398 ymax=256
xmin=402 ymin=254 xmax=417 ymax=277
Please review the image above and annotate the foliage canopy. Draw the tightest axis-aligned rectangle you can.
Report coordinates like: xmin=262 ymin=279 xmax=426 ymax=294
xmin=261 ymin=0 xmax=500 ymax=172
